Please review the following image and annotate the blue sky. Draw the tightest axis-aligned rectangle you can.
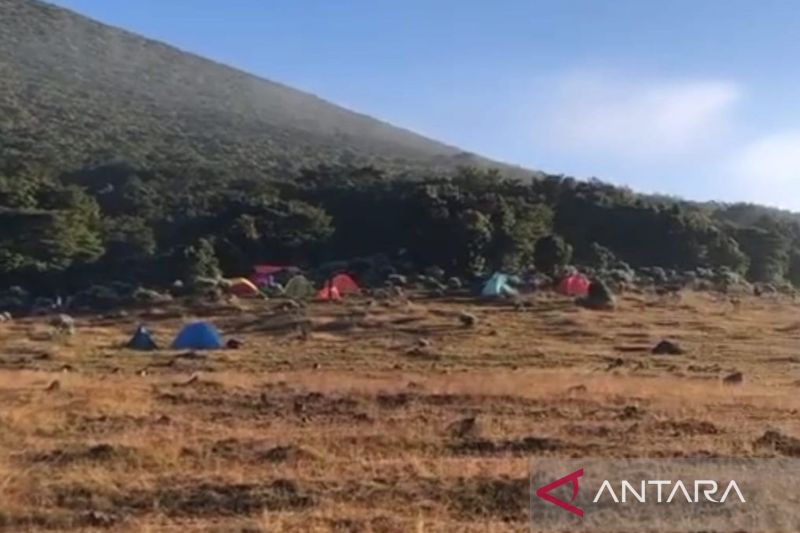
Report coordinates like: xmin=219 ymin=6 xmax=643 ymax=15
xmin=50 ymin=0 xmax=800 ymax=208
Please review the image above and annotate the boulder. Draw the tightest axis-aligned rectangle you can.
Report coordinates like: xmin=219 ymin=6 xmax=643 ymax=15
xmin=577 ymin=280 xmax=615 ymax=310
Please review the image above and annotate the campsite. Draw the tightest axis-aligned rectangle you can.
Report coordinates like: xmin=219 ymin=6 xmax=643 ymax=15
xmin=1 ymin=268 xmax=800 ymax=532
xmin=4 ymin=1 xmax=800 ymax=531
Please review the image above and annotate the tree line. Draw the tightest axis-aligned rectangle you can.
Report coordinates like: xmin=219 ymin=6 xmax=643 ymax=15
xmin=2 ymin=160 xmax=799 ymax=294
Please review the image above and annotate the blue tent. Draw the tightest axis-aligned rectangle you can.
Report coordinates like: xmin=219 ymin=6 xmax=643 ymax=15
xmin=127 ymin=325 xmax=158 ymax=351
xmin=481 ymin=272 xmax=519 ymax=297
xmin=171 ymin=322 xmax=224 ymax=350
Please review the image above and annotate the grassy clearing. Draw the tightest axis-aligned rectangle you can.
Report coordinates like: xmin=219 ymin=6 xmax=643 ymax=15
xmin=0 ymin=291 xmax=799 ymax=530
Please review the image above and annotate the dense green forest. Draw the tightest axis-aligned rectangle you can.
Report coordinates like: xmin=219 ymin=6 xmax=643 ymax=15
xmin=2 ymin=0 xmax=800 ymax=297
xmin=2 ymin=159 xmax=800 ymax=295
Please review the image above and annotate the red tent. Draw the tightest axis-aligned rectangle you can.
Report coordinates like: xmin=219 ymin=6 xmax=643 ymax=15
xmin=316 ymin=285 xmax=342 ymax=301
xmin=316 ymin=273 xmax=360 ymax=301
xmin=558 ymin=273 xmax=590 ymax=296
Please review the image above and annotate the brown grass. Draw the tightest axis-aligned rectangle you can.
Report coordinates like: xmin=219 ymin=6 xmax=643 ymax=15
xmin=0 ymin=291 xmax=799 ymax=531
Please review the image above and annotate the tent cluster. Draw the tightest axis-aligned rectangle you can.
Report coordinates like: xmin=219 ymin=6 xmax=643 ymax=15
xmin=232 ymin=264 xmax=591 ymax=302
xmin=476 ymin=270 xmax=595 ymax=300
xmin=124 ymin=272 xmax=363 ymax=352
xmin=126 ymin=321 xmax=225 ymax=351
xmin=223 ymin=266 xmax=361 ymax=302
xmin=126 ymin=268 xmax=604 ymax=352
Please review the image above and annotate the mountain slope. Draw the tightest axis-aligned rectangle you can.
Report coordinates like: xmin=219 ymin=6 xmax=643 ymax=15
xmin=0 ymin=0 xmax=514 ymax=177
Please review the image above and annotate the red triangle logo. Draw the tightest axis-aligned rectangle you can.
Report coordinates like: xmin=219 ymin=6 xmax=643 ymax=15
xmin=535 ymin=468 xmax=584 ymax=517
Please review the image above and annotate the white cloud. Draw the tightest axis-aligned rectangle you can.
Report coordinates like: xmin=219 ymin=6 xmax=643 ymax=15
xmin=732 ymin=131 xmax=800 ymax=184
xmin=539 ymin=72 xmax=742 ymax=161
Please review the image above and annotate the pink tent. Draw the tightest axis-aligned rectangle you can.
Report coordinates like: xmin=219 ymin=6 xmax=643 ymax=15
xmin=558 ymin=273 xmax=590 ymax=296
xmin=254 ymin=264 xmax=286 ymax=276
xmin=252 ymin=264 xmax=287 ymax=287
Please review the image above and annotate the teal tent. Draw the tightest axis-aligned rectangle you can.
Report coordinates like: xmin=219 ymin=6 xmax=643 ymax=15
xmin=481 ymin=272 xmax=519 ymax=297
xmin=171 ymin=322 xmax=224 ymax=350
xmin=127 ymin=325 xmax=158 ymax=351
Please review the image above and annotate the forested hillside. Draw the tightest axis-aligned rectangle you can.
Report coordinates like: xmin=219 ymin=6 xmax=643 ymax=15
xmin=2 ymin=0 xmax=800 ymax=296
xmin=1 ymin=0 xmax=520 ymax=177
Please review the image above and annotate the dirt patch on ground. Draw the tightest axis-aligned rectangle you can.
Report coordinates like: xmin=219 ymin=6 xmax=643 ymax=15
xmin=443 ymin=477 xmax=529 ymax=520
xmin=26 ymin=443 xmax=139 ymax=466
xmin=52 ymin=479 xmax=316 ymax=518
xmin=448 ymin=436 xmax=566 ymax=456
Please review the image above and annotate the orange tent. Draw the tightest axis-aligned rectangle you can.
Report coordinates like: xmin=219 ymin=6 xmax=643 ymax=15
xmin=316 ymin=273 xmax=360 ymax=301
xmin=227 ymin=277 xmax=261 ymax=297
xmin=558 ymin=273 xmax=590 ymax=296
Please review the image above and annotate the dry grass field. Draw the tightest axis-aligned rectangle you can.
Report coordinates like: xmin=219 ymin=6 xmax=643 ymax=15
xmin=1 ymin=290 xmax=800 ymax=531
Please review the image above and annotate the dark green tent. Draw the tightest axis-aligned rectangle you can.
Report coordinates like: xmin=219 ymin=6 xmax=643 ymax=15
xmin=127 ymin=325 xmax=158 ymax=351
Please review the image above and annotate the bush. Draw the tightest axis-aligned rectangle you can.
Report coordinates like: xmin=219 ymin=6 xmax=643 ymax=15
xmin=446 ymin=276 xmax=463 ymax=290
xmin=534 ymin=235 xmax=573 ymax=276
xmin=190 ymin=276 xmax=220 ymax=291
xmin=424 ymin=266 xmax=446 ymax=281
xmin=183 ymin=238 xmax=221 ymax=280
xmin=72 ymin=285 xmax=126 ymax=310
xmin=132 ymin=287 xmax=173 ymax=304
xmin=387 ymin=274 xmax=408 ymax=287
xmin=0 ymin=296 xmax=26 ymax=313
xmin=7 ymin=286 xmax=29 ymax=299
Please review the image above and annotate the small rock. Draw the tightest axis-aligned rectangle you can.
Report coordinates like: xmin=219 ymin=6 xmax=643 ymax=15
xmin=723 ymin=371 xmax=744 ymax=385
xmin=447 ymin=416 xmax=480 ymax=439
xmin=566 ymin=384 xmax=588 ymax=394
xmin=652 ymin=340 xmax=685 ymax=355
xmin=176 ymin=374 xmax=199 ymax=387
xmin=277 ymin=299 xmax=301 ymax=311
xmin=619 ymin=405 xmax=643 ymax=420
xmin=754 ymin=430 xmax=800 ymax=456
xmin=45 ymin=380 xmax=60 ymax=392
xmin=49 ymin=314 xmax=76 ymax=335
xmin=459 ymin=311 xmax=478 ymax=328
xmin=404 ymin=346 xmax=440 ymax=360
xmin=82 ymin=510 xmax=118 ymax=527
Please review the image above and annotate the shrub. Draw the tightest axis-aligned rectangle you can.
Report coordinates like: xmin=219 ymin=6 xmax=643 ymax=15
xmin=132 ymin=287 xmax=173 ymax=304
xmin=534 ymin=235 xmax=573 ymax=276
xmin=72 ymin=285 xmax=126 ymax=310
